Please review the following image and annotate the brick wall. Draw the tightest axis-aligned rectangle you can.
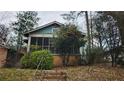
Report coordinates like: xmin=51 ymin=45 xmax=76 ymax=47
xmin=0 ymin=48 xmax=7 ymax=67
xmin=53 ymin=54 xmax=81 ymax=67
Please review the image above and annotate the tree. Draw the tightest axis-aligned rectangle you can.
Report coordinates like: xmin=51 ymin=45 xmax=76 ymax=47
xmin=93 ymin=13 xmax=105 ymax=49
xmin=104 ymin=12 xmax=124 ymax=46
xmin=102 ymin=12 xmax=124 ymax=66
xmin=84 ymin=11 xmax=92 ymax=64
xmin=61 ymin=11 xmax=124 ymax=66
xmin=61 ymin=11 xmax=77 ymax=24
xmin=94 ymin=12 xmax=121 ymax=66
xmin=0 ymin=24 xmax=9 ymax=45
xmin=53 ymin=24 xmax=85 ymax=66
xmin=0 ymin=12 xmax=16 ymax=47
xmin=90 ymin=12 xmax=94 ymax=49
xmin=62 ymin=11 xmax=92 ymax=64
xmin=12 ymin=11 xmax=39 ymax=51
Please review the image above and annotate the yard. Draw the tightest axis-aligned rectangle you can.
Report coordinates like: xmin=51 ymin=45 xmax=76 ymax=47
xmin=0 ymin=63 xmax=124 ymax=81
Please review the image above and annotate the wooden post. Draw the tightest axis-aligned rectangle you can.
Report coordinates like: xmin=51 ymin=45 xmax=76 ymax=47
xmin=27 ymin=36 xmax=31 ymax=52
xmin=48 ymin=38 xmax=50 ymax=50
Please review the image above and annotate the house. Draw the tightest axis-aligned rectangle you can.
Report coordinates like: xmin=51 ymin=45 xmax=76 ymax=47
xmin=24 ymin=21 xmax=82 ymax=66
xmin=24 ymin=21 xmax=62 ymax=53
xmin=0 ymin=44 xmax=8 ymax=67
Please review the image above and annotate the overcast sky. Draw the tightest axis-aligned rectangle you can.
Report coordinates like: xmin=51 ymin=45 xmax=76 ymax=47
xmin=0 ymin=11 xmax=68 ymax=25
xmin=38 ymin=11 xmax=68 ymax=25
xmin=0 ymin=11 xmax=86 ymax=32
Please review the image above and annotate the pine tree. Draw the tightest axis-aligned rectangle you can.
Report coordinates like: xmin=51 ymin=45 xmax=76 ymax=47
xmin=12 ymin=11 xmax=39 ymax=51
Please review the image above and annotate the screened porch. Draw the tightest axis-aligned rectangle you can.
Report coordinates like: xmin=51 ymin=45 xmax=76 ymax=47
xmin=27 ymin=36 xmax=80 ymax=54
xmin=30 ymin=37 xmax=57 ymax=53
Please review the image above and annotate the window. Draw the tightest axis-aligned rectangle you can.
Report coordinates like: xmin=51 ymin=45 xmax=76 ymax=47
xmin=52 ymin=27 xmax=59 ymax=33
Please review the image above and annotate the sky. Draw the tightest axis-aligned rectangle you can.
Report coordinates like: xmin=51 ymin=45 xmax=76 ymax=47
xmin=0 ymin=11 xmax=86 ymax=32
xmin=38 ymin=11 xmax=68 ymax=25
xmin=0 ymin=11 xmax=68 ymax=25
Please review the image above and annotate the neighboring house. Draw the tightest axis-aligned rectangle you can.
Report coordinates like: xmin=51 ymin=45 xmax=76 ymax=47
xmin=0 ymin=44 xmax=8 ymax=67
xmin=24 ymin=21 xmax=62 ymax=53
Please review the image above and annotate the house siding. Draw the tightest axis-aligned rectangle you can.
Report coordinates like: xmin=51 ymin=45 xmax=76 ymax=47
xmin=30 ymin=25 xmax=58 ymax=35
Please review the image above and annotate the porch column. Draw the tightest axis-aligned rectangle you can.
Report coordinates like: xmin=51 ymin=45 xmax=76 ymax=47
xmin=27 ymin=36 xmax=31 ymax=52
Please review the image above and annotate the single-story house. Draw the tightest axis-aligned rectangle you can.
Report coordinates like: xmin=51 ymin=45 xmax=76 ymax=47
xmin=0 ymin=44 xmax=8 ymax=67
xmin=24 ymin=21 xmax=84 ymax=66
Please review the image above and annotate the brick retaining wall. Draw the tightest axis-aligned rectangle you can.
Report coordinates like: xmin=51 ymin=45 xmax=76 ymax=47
xmin=53 ymin=54 xmax=81 ymax=66
xmin=0 ymin=48 xmax=7 ymax=67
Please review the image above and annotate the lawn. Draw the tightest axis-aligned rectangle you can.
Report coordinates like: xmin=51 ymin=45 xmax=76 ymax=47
xmin=0 ymin=64 xmax=124 ymax=81
xmin=0 ymin=68 xmax=35 ymax=80
xmin=64 ymin=65 xmax=124 ymax=81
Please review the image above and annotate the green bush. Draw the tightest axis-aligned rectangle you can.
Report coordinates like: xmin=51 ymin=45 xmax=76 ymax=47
xmin=90 ymin=47 xmax=104 ymax=64
xmin=21 ymin=53 xmax=32 ymax=68
xmin=85 ymin=47 xmax=104 ymax=65
xmin=21 ymin=50 xmax=53 ymax=70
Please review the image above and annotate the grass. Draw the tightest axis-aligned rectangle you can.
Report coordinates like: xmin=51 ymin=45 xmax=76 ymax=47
xmin=0 ymin=64 xmax=124 ymax=80
xmin=64 ymin=65 xmax=124 ymax=81
xmin=0 ymin=68 xmax=35 ymax=81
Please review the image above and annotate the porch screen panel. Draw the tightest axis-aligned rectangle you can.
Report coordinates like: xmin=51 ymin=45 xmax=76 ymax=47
xmin=31 ymin=37 xmax=36 ymax=45
xmin=42 ymin=38 xmax=49 ymax=50
xmin=37 ymin=37 xmax=42 ymax=50
xmin=30 ymin=37 xmax=37 ymax=51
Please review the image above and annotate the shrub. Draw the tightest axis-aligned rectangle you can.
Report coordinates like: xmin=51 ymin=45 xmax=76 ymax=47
xmin=85 ymin=47 xmax=104 ymax=65
xmin=21 ymin=53 xmax=32 ymax=68
xmin=90 ymin=47 xmax=104 ymax=64
xmin=6 ymin=49 xmax=21 ymax=68
xmin=21 ymin=50 xmax=53 ymax=70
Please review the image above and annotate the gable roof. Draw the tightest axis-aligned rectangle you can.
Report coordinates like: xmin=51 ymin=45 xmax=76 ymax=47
xmin=24 ymin=21 xmax=63 ymax=36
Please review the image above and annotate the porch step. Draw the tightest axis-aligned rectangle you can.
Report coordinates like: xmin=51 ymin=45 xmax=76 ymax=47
xmin=33 ymin=70 xmax=67 ymax=81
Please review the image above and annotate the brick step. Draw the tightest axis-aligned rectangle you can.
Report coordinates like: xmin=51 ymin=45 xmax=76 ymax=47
xmin=36 ymin=70 xmax=66 ymax=75
xmin=33 ymin=70 xmax=67 ymax=80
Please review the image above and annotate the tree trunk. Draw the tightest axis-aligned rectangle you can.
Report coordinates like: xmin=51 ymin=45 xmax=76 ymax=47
xmin=90 ymin=11 xmax=93 ymax=49
xmin=98 ymin=34 xmax=103 ymax=49
xmin=85 ymin=11 xmax=91 ymax=64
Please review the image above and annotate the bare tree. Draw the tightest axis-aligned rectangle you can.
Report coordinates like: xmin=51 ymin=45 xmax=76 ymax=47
xmin=0 ymin=24 xmax=9 ymax=45
xmin=0 ymin=12 xmax=16 ymax=47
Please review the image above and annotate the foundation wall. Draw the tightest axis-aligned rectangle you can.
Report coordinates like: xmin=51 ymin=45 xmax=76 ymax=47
xmin=53 ymin=54 xmax=81 ymax=66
